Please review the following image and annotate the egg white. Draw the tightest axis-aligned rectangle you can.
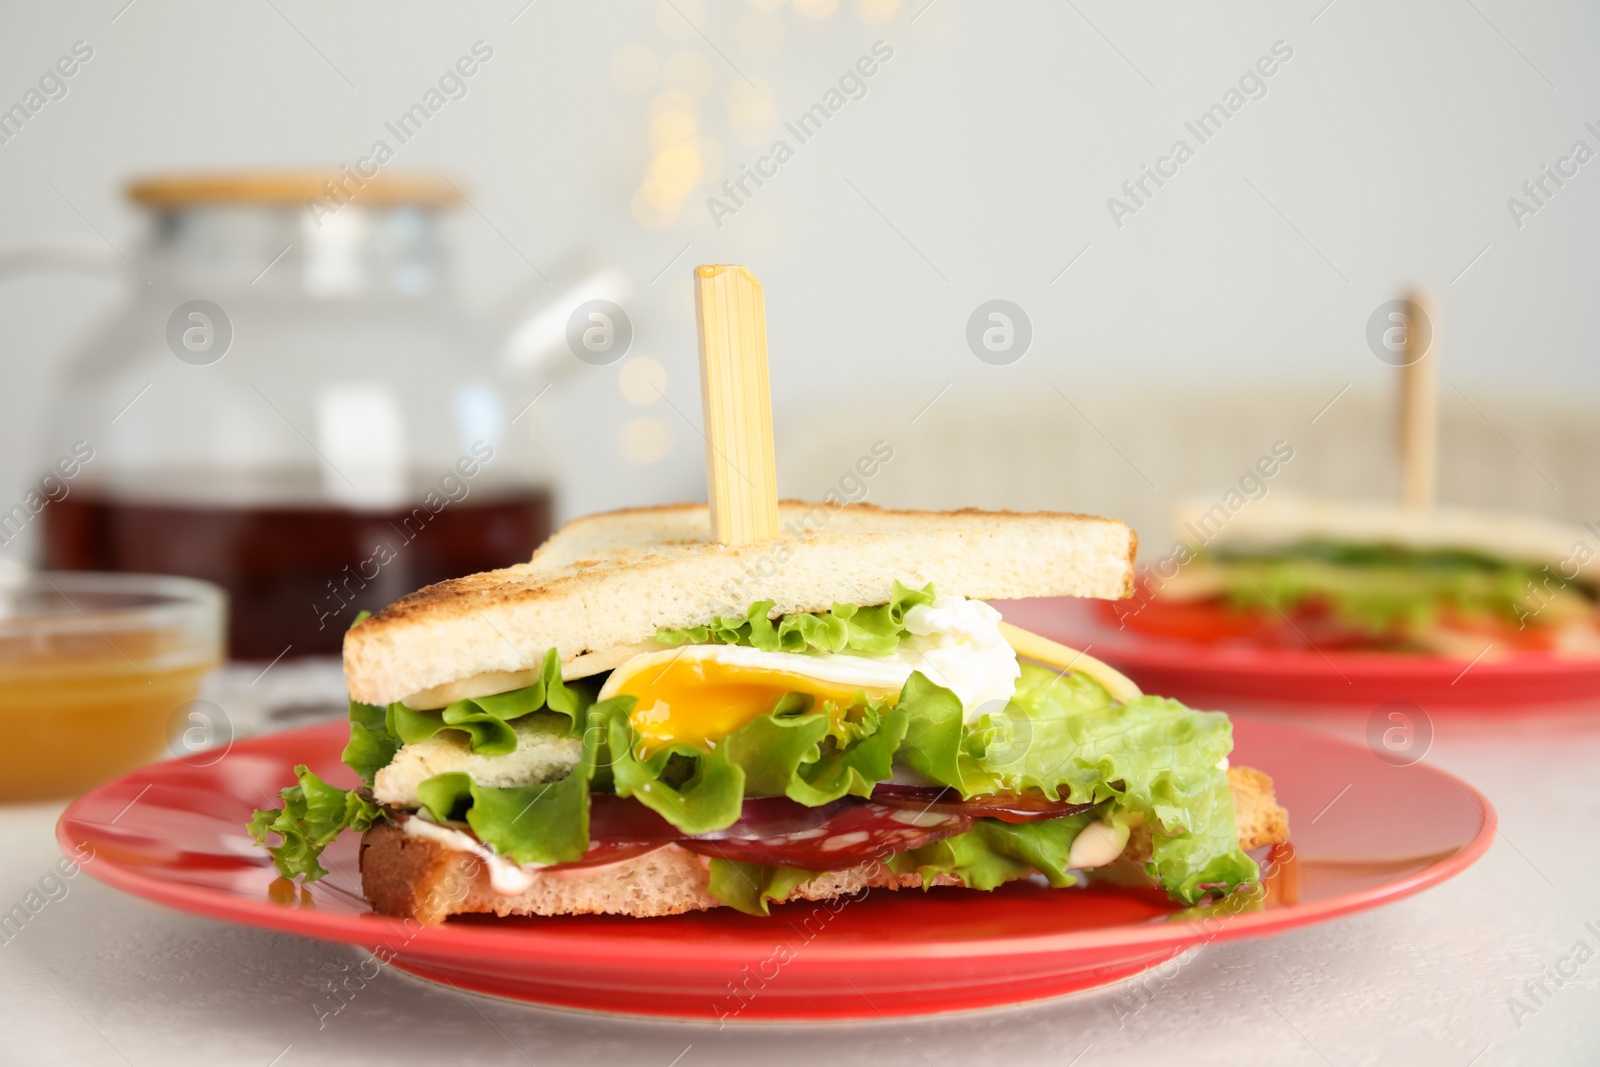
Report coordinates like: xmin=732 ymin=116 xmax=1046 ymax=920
xmin=598 ymin=596 xmax=1023 ymax=721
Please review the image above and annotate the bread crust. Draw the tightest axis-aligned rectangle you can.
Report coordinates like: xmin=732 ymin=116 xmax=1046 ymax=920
xmin=1228 ymin=765 xmax=1289 ymax=852
xmin=344 ymin=501 xmax=1138 ymax=706
xmin=358 ymin=827 xmax=959 ymax=923
xmin=359 ymin=766 xmax=1289 ymax=923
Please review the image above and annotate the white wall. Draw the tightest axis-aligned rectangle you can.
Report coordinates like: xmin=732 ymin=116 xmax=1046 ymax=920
xmin=1 ymin=0 xmax=1595 ymax=548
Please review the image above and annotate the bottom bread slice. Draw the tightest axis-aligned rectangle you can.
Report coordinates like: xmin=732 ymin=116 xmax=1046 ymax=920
xmin=360 ymin=765 xmax=1290 ymax=922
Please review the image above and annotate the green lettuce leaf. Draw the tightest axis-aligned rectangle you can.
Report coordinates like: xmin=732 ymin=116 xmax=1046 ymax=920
xmin=890 ymin=811 xmax=1097 ymax=890
xmin=898 ymin=663 xmax=1256 ymax=904
xmin=1208 ymin=542 xmax=1590 ymax=637
xmin=342 ymin=699 xmax=401 ymax=785
xmin=724 ymin=695 xmax=908 ymax=807
xmin=389 ymin=648 xmax=587 ymax=751
xmin=1143 ymin=775 xmax=1262 ymax=903
xmin=247 ymin=765 xmax=379 ymax=882
xmin=707 ymin=859 xmax=817 ymax=916
xmin=703 ymin=812 xmax=1097 ymax=912
xmin=656 ymin=580 xmax=935 ymax=655
xmin=411 ymin=700 xmax=605 ymax=866
xmin=339 ymin=611 xmax=399 ymax=785
xmin=896 ymin=670 xmax=974 ymax=792
xmin=340 ymin=648 xmax=588 ymax=787
xmin=593 ymin=692 xmax=908 ymax=834
xmin=263 ymin=648 xmax=591 ymax=880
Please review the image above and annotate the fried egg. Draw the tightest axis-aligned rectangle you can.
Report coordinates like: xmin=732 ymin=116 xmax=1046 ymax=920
xmin=597 ymin=644 xmax=908 ymax=755
xmin=597 ymin=595 xmax=1022 ymax=754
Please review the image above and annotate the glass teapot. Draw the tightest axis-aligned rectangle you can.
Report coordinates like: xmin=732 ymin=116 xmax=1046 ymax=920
xmin=30 ymin=173 xmax=626 ymax=660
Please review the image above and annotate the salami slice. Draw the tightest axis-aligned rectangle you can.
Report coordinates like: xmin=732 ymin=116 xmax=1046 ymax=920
xmin=408 ymin=790 xmax=1052 ymax=876
xmin=678 ymin=800 xmax=971 ymax=870
xmin=585 ymin=793 xmax=682 ymax=845
xmin=584 ymin=793 xmax=971 ymax=871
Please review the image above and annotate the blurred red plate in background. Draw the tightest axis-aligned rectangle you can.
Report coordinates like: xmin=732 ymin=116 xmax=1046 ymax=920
xmin=995 ymin=597 xmax=1600 ymax=711
xmin=59 ymin=718 xmax=1493 ymax=1021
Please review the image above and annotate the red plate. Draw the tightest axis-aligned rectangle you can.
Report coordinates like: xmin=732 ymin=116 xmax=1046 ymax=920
xmin=995 ymin=597 xmax=1600 ymax=710
xmin=58 ymin=718 xmax=1493 ymax=1021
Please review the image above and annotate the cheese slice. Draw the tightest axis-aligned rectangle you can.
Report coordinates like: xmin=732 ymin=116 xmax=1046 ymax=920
xmin=995 ymin=621 xmax=1143 ymax=704
xmin=402 ymin=640 xmax=661 ymax=710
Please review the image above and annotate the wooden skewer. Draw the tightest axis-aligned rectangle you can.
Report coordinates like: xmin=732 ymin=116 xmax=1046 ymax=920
xmin=694 ymin=264 xmax=780 ymax=546
xmin=1398 ymin=288 xmax=1438 ymax=513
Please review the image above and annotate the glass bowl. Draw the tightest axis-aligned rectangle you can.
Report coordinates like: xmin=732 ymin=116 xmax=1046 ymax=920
xmin=0 ymin=572 xmax=225 ymax=801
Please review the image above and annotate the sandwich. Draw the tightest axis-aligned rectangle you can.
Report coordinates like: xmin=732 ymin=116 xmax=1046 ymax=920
xmin=250 ymin=501 xmax=1288 ymax=921
xmin=1121 ymin=497 xmax=1600 ymax=658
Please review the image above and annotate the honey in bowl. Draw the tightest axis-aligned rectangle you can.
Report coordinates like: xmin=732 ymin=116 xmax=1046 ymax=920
xmin=0 ymin=573 xmax=224 ymax=802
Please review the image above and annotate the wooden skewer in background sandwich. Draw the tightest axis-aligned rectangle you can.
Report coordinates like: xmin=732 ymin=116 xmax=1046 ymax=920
xmin=253 ymin=265 xmax=1289 ymax=922
xmin=1143 ymin=290 xmax=1600 ymax=657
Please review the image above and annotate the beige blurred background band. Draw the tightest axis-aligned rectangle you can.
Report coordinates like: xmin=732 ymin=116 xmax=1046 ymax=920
xmin=2 ymin=1 xmax=1594 ymax=561
xmin=778 ymin=383 xmax=1596 ymax=554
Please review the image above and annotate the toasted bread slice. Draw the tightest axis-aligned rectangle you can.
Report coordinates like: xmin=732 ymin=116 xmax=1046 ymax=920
xmin=359 ymin=767 xmax=1287 ymax=922
xmin=345 ymin=502 xmax=1137 ymax=706
xmin=1223 ymin=765 xmax=1290 ymax=855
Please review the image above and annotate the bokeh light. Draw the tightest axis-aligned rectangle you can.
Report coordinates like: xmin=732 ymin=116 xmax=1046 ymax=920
xmin=649 ymin=142 xmax=704 ymax=199
xmin=618 ymin=357 xmax=668 ymax=405
xmin=851 ymin=0 xmax=900 ymax=25
xmin=649 ymin=107 xmax=698 ymax=150
xmin=619 ymin=415 xmax=674 ymax=464
xmin=662 ymin=51 xmax=715 ymax=97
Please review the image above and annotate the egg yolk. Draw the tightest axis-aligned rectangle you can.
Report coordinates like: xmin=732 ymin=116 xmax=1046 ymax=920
xmin=615 ymin=655 xmax=900 ymax=756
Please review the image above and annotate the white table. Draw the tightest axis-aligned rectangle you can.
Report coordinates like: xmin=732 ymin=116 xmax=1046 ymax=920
xmin=4 ymin=700 xmax=1596 ymax=1066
